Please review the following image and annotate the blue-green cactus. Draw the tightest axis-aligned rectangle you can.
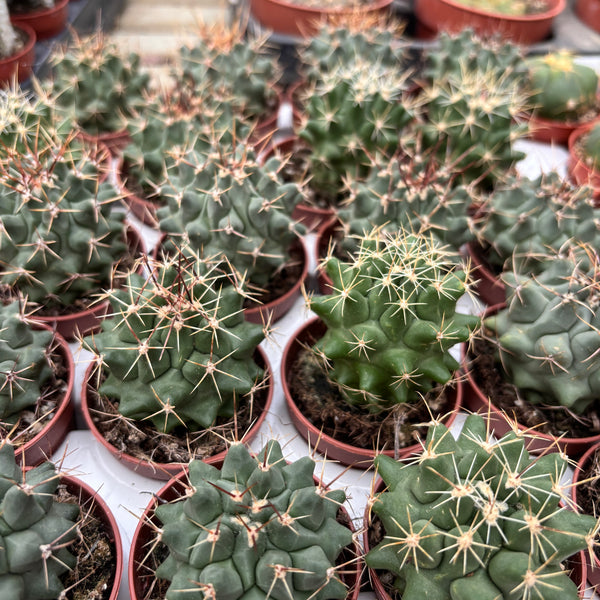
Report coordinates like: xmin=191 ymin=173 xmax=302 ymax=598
xmin=366 ymin=414 xmax=598 ymax=600
xmin=154 ymin=439 xmax=354 ymax=600
xmin=310 ymin=229 xmax=480 ymax=411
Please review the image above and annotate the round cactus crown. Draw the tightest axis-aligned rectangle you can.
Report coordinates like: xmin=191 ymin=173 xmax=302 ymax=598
xmin=153 ymin=439 xmax=354 ymax=600
xmin=485 ymin=245 xmax=600 ymax=414
xmin=0 ymin=442 xmax=80 ymax=600
xmin=310 ymin=229 xmax=480 ymax=410
xmin=367 ymin=413 xmax=598 ymax=600
xmin=89 ymin=248 xmax=267 ymax=432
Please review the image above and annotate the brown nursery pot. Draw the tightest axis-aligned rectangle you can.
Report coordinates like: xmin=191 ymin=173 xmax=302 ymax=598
xmin=281 ymin=317 xmax=464 ymax=468
xmin=364 ymin=478 xmax=588 ymax=600
xmin=0 ymin=24 xmax=35 ymax=84
xmin=465 ymin=306 xmax=600 ymax=458
xmin=60 ymin=473 xmax=123 ymax=600
xmin=128 ymin=466 xmax=361 ymax=600
xmin=465 ymin=241 xmax=505 ymax=307
xmin=250 ymin=0 xmax=394 ymax=38
xmin=81 ymin=348 xmax=274 ymax=480
xmin=572 ymin=441 xmax=600 ymax=593
xmin=576 ymin=0 xmax=600 ymax=34
xmin=527 ymin=109 xmax=600 ymax=146
xmin=10 ymin=0 xmax=69 ymax=39
xmin=568 ymin=123 xmax=600 ymax=204
xmin=11 ymin=325 xmax=74 ymax=467
xmin=414 ymin=0 xmax=566 ymax=44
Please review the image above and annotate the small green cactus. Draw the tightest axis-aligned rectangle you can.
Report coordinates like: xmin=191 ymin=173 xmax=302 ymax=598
xmin=88 ymin=248 xmax=267 ymax=433
xmin=298 ymin=55 xmax=415 ymax=199
xmin=454 ymin=0 xmax=548 ymax=15
xmin=337 ymin=135 xmax=476 ymax=254
xmin=157 ymin=143 xmax=304 ymax=289
xmin=0 ymin=442 xmax=80 ymax=600
xmin=0 ymin=134 xmax=127 ymax=309
xmin=484 ymin=247 xmax=600 ymax=415
xmin=366 ymin=413 xmax=598 ymax=600
xmin=0 ymin=301 xmax=53 ymax=424
xmin=581 ymin=122 xmax=600 ymax=170
xmin=45 ymin=32 xmax=150 ymax=135
xmin=475 ymin=171 xmax=600 ymax=272
xmin=526 ymin=51 xmax=598 ymax=122
xmin=310 ymin=229 xmax=480 ymax=411
xmin=153 ymin=439 xmax=354 ymax=600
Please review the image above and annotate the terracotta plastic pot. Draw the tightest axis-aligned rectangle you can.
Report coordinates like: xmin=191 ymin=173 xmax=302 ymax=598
xmin=281 ymin=317 xmax=464 ymax=468
xmin=527 ymin=109 xmax=600 ymax=146
xmin=465 ymin=241 xmax=505 ymax=307
xmin=465 ymin=305 xmax=600 ymax=458
xmin=14 ymin=325 xmax=74 ymax=467
xmin=572 ymin=441 xmax=600 ymax=593
xmin=10 ymin=0 xmax=69 ymax=40
xmin=60 ymin=473 xmax=123 ymax=600
xmin=576 ymin=0 xmax=600 ymax=34
xmin=128 ymin=466 xmax=361 ymax=600
xmin=29 ymin=224 xmax=145 ymax=341
xmin=81 ymin=348 xmax=274 ymax=480
xmin=568 ymin=123 xmax=600 ymax=205
xmin=250 ymin=0 xmax=394 ymax=38
xmin=0 ymin=24 xmax=36 ymax=84
xmin=414 ymin=0 xmax=566 ymax=44
xmin=364 ymin=478 xmax=588 ymax=600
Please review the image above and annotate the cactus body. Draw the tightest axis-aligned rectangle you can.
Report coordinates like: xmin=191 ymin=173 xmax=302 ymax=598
xmin=367 ymin=414 xmax=597 ymax=600
xmin=155 ymin=439 xmax=353 ymax=600
xmin=310 ymin=230 xmax=480 ymax=411
xmin=582 ymin=122 xmax=600 ymax=170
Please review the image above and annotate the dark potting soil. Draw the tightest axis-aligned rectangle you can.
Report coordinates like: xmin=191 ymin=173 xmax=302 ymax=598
xmin=288 ymin=345 xmax=456 ymax=457
xmin=0 ymin=339 xmax=69 ymax=447
xmin=57 ymin=483 xmax=118 ymax=600
xmin=86 ymin=368 xmax=270 ymax=465
xmin=470 ymin=337 xmax=600 ymax=440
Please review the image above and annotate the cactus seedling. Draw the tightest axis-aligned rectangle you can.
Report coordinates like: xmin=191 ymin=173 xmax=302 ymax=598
xmin=525 ymin=51 xmax=599 ymax=122
xmin=453 ymin=0 xmax=551 ymax=15
xmin=151 ymin=439 xmax=355 ymax=600
xmin=310 ymin=229 xmax=480 ymax=411
xmin=366 ymin=413 xmax=598 ymax=600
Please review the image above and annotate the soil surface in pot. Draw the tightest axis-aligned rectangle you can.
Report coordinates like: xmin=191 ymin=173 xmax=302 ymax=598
xmin=289 ymin=345 xmax=456 ymax=455
xmin=86 ymin=369 xmax=270 ymax=465
xmin=0 ymin=338 xmax=69 ymax=447
xmin=470 ymin=337 xmax=600 ymax=440
xmin=57 ymin=482 xmax=118 ymax=600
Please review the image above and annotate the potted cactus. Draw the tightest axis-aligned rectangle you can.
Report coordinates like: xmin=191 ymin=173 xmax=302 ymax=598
xmin=0 ymin=300 xmax=74 ymax=466
xmin=128 ymin=439 xmax=360 ymax=600
xmin=0 ymin=131 xmax=139 ymax=340
xmin=156 ymin=142 xmax=307 ymax=324
xmin=414 ymin=0 xmax=566 ymax=44
xmin=524 ymin=51 xmax=600 ymax=144
xmin=0 ymin=0 xmax=34 ymax=84
xmin=365 ymin=413 xmax=596 ymax=600
xmin=466 ymin=246 xmax=600 ymax=456
xmin=469 ymin=171 xmax=600 ymax=305
xmin=0 ymin=441 xmax=123 ymax=599
xmin=43 ymin=31 xmax=150 ymax=154
xmin=569 ymin=121 xmax=600 ymax=203
xmin=282 ymin=229 xmax=480 ymax=467
xmin=81 ymin=248 xmax=274 ymax=480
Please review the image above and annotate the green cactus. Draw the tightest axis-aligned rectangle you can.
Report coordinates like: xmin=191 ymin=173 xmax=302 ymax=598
xmin=0 ymin=134 xmax=127 ymax=308
xmin=454 ymin=0 xmax=549 ymax=14
xmin=581 ymin=122 xmax=600 ymax=170
xmin=484 ymin=248 xmax=600 ymax=415
xmin=366 ymin=413 xmax=598 ymax=600
xmin=525 ymin=51 xmax=598 ymax=122
xmin=88 ymin=248 xmax=266 ymax=433
xmin=180 ymin=22 xmax=281 ymax=122
xmin=336 ymin=134 xmax=476 ymax=255
xmin=45 ymin=32 xmax=150 ymax=135
xmin=310 ymin=229 xmax=480 ymax=411
xmin=475 ymin=171 xmax=600 ymax=272
xmin=153 ymin=439 xmax=354 ymax=600
xmin=157 ymin=143 xmax=304 ymax=289
xmin=0 ymin=442 xmax=80 ymax=600
xmin=0 ymin=301 xmax=53 ymax=424
xmin=298 ymin=55 xmax=415 ymax=199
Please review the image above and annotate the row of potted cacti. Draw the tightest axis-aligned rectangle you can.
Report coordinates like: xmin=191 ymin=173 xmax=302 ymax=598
xmin=0 ymin=11 xmax=600 ymax=600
